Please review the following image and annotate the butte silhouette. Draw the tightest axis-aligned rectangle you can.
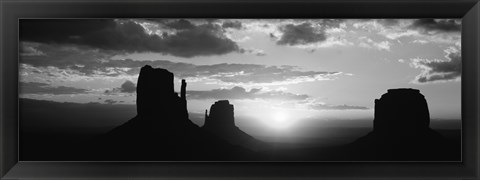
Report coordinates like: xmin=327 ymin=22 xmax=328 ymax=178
xmin=92 ymin=65 xmax=259 ymax=161
xmin=348 ymin=88 xmax=459 ymax=161
xmin=90 ymin=66 xmax=458 ymax=161
xmin=203 ymin=100 xmax=267 ymax=151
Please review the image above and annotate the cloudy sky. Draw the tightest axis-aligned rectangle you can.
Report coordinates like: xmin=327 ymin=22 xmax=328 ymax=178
xmin=19 ymin=19 xmax=461 ymax=135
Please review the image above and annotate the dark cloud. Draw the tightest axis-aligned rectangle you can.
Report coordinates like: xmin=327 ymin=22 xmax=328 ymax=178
xmin=238 ymin=48 xmax=266 ymax=56
xmin=160 ymin=23 xmax=240 ymax=57
xmin=412 ymin=47 xmax=461 ymax=83
xmin=20 ymin=43 xmax=46 ymax=56
xmin=165 ymin=19 xmax=196 ymax=30
xmin=309 ymin=103 xmax=369 ymax=110
xmin=320 ymin=19 xmax=345 ymax=28
xmin=105 ymin=80 xmax=137 ymax=94
xmin=288 ymin=19 xmax=344 ymax=29
xmin=20 ymin=82 xmax=89 ymax=95
xmin=409 ymin=19 xmax=461 ymax=33
xmin=277 ymin=23 xmax=327 ymax=46
xmin=377 ymin=19 xmax=399 ymax=26
xmin=269 ymin=33 xmax=276 ymax=39
xmin=120 ymin=80 xmax=136 ymax=93
xmin=222 ymin=21 xmax=242 ymax=29
xmin=104 ymin=99 xmax=118 ymax=104
xmin=355 ymin=19 xmax=399 ymax=27
xmin=187 ymin=86 xmax=309 ymax=101
xmin=20 ymin=19 xmax=239 ymax=58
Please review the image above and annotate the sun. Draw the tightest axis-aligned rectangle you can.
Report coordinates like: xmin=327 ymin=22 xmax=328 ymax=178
xmin=270 ymin=111 xmax=291 ymax=130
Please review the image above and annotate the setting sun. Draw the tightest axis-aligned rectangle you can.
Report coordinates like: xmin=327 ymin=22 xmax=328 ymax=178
xmin=269 ymin=111 xmax=292 ymax=130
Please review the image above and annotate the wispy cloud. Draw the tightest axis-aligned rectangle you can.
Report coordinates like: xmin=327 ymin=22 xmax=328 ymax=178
xmin=309 ymin=103 xmax=370 ymax=110
xmin=411 ymin=40 xmax=429 ymax=44
xmin=351 ymin=19 xmax=461 ymax=45
xmin=187 ymin=86 xmax=309 ymax=101
xmin=20 ymin=82 xmax=89 ymax=95
xmin=358 ymin=36 xmax=392 ymax=51
xmin=20 ymin=44 xmax=341 ymax=86
xmin=300 ymin=99 xmax=370 ymax=111
xmin=187 ymin=86 xmax=369 ymax=111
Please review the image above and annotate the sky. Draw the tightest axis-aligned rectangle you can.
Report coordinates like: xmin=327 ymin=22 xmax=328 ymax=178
xmin=19 ymin=19 xmax=461 ymax=138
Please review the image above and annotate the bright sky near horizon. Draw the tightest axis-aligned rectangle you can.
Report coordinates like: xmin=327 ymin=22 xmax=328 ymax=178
xmin=19 ymin=19 xmax=461 ymax=134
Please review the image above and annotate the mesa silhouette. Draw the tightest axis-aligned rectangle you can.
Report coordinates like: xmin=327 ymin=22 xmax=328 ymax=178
xmin=87 ymin=65 xmax=459 ymax=161
xmin=92 ymin=65 xmax=261 ymax=161
xmin=203 ymin=100 xmax=268 ymax=151
xmin=345 ymin=88 xmax=460 ymax=161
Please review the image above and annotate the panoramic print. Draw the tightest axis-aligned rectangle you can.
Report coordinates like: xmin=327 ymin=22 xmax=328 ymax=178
xmin=19 ymin=19 xmax=461 ymax=161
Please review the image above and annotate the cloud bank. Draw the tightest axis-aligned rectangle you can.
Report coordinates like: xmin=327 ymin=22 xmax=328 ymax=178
xmin=409 ymin=46 xmax=461 ymax=83
xmin=20 ymin=19 xmax=240 ymax=58
xmin=409 ymin=19 xmax=461 ymax=34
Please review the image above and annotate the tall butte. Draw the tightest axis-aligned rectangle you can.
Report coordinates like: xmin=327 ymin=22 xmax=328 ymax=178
xmin=136 ymin=65 xmax=188 ymax=123
xmin=96 ymin=65 xmax=196 ymax=159
xmin=373 ymin=88 xmax=430 ymax=135
xmin=95 ymin=65 xmax=254 ymax=161
xmin=350 ymin=88 xmax=458 ymax=161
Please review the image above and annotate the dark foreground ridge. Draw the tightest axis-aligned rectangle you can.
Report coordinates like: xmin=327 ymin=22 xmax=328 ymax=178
xmin=345 ymin=88 xmax=460 ymax=161
xmin=92 ymin=65 xmax=261 ymax=160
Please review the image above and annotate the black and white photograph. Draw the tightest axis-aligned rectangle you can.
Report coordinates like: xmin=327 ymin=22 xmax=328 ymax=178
xmin=19 ymin=19 xmax=461 ymax=161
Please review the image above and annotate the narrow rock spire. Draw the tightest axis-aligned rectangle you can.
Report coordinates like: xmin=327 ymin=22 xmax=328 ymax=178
xmin=181 ymin=79 xmax=187 ymax=100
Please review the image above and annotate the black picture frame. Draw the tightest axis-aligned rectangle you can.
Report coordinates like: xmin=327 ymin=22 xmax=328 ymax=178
xmin=1 ymin=0 xmax=479 ymax=179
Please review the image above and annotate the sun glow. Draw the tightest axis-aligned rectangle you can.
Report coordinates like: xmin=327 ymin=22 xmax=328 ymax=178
xmin=269 ymin=111 xmax=292 ymax=130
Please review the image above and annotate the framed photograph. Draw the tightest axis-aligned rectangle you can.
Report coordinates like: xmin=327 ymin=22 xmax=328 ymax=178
xmin=1 ymin=0 xmax=479 ymax=179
